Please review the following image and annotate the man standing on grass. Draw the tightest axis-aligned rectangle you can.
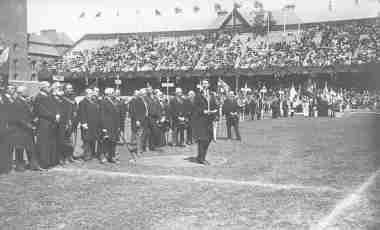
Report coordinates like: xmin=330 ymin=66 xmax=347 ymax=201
xmin=222 ymin=91 xmax=241 ymax=141
xmin=7 ymin=86 xmax=42 ymax=171
xmin=191 ymin=80 xmax=218 ymax=165
xmin=78 ymin=88 xmax=101 ymax=161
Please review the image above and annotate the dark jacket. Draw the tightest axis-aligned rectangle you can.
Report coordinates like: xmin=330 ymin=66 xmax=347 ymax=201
xmin=191 ymin=92 xmax=218 ymax=141
xmin=78 ymin=97 xmax=101 ymax=141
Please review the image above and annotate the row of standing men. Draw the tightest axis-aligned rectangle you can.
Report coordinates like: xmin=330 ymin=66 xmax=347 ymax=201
xmin=0 ymin=79 xmax=244 ymax=174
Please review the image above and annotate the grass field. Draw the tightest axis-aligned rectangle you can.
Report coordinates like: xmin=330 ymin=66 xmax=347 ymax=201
xmin=0 ymin=114 xmax=379 ymax=230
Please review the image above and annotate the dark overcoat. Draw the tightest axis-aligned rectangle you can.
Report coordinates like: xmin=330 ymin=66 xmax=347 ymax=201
xmin=99 ymin=97 xmax=121 ymax=142
xmin=191 ymin=92 xmax=217 ymax=142
xmin=78 ymin=97 xmax=101 ymax=141
xmin=34 ymin=93 xmax=61 ymax=168
xmin=0 ymin=94 xmax=12 ymax=174
xmin=7 ymin=96 xmax=35 ymax=149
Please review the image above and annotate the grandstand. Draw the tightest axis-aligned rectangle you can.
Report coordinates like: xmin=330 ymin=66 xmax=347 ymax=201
xmin=34 ymin=6 xmax=380 ymax=94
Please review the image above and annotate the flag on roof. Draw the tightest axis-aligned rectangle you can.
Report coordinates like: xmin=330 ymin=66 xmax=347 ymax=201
xmin=95 ymin=11 xmax=102 ymax=17
xmin=79 ymin=12 xmax=85 ymax=18
xmin=116 ymin=10 xmax=119 ymax=16
xmin=214 ymin=3 xmax=222 ymax=12
xmin=254 ymin=0 xmax=263 ymax=9
xmin=155 ymin=9 xmax=161 ymax=16
xmin=233 ymin=2 xmax=242 ymax=9
xmin=193 ymin=5 xmax=200 ymax=13
xmin=174 ymin=7 xmax=183 ymax=14
xmin=329 ymin=0 xmax=333 ymax=11
xmin=283 ymin=4 xmax=296 ymax=10
xmin=355 ymin=0 xmax=360 ymax=5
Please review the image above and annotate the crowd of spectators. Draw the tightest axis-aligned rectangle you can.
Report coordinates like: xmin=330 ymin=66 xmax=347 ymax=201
xmin=33 ymin=20 xmax=379 ymax=74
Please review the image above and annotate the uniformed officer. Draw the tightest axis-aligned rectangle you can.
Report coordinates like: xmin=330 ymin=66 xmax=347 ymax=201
xmin=191 ymin=80 xmax=218 ymax=165
xmin=222 ymin=91 xmax=241 ymax=141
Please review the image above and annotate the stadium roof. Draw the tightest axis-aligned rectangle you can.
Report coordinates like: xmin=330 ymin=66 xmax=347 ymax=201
xmin=28 ymin=43 xmax=60 ymax=57
xmin=28 ymin=30 xmax=74 ymax=57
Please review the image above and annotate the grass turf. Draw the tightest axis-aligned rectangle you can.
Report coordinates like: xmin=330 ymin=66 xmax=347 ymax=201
xmin=0 ymin=114 xmax=379 ymax=230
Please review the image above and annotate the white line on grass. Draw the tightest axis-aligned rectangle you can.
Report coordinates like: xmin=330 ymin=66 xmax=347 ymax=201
xmin=312 ymin=169 xmax=380 ymax=230
xmin=52 ymin=167 xmax=340 ymax=194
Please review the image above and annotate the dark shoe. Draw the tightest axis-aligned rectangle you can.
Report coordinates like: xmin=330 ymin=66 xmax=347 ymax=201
xmin=108 ymin=158 xmax=117 ymax=164
xmin=30 ymin=166 xmax=44 ymax=171
xmin=199 ymin=160 xmax=210 ymax=165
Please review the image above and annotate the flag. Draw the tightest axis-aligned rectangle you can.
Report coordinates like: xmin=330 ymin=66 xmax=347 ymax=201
xmin=283 ymin=4 xmax=296 ymax=11
xmin=0 ymin=47 xmax=10 ymax=87
xmin=95 ymin=11 xmax=102 ymax=17
xmin=136 ymin=9 xmax=141 ymax=15
xmin=233 ymin=2 xmax=242 ymax=9
xmin=193 ymin=5 xmax=200 ymax=13
xmin=155 ymin=9 xmax=161 ymax=16
xmin=254 ymin=0 xmax=263 ymax=9
xmin=329 ymin=0 xmax=333 ymax=11
xmin=214 ymin=3 xmax=222 ymax=12
xmin=174 ymin=7 xmax=183 ymax=14
xmin=79 ymin=12 xmax=85 ymax=18
xmin=355 ymin=0 xmax=359 ymax=5
xmin=116 ymin=10 xmax=119 ymax=16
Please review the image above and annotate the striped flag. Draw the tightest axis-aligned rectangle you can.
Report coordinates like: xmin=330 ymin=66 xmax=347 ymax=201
xmin=0 ymin=47 xmax=10 ymax=87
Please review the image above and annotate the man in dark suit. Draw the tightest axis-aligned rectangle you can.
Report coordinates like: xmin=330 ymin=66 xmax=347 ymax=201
xmin=0 ymin=89 xmax=12 ymax=174
xmin=222 ymin=91 xmax=241 ymax=141
xmin=7 ymin=86 xmax=42 ymax=171
xmin=78 ymin=88 xmax=101 ymax=161
xmin=191 ymin=80 xmax=218 ymax=165
xmin=184 ymin=90 xmax=195 ymax=145
xmin=170 ymin=88 xmax=186 ymax=147
xmin=99 ymin=88 xmax=122 ymax=163
xmin=129 ymin=89 xmax=148 ymax=155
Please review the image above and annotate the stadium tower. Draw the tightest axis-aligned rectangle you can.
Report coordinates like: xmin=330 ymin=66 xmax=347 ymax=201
xmin=0 ymin=0 xmax=29 ymax=81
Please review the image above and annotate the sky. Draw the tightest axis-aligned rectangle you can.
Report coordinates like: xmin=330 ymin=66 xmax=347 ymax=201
xmin=27 ymin=0 xmax=380 ymax=41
